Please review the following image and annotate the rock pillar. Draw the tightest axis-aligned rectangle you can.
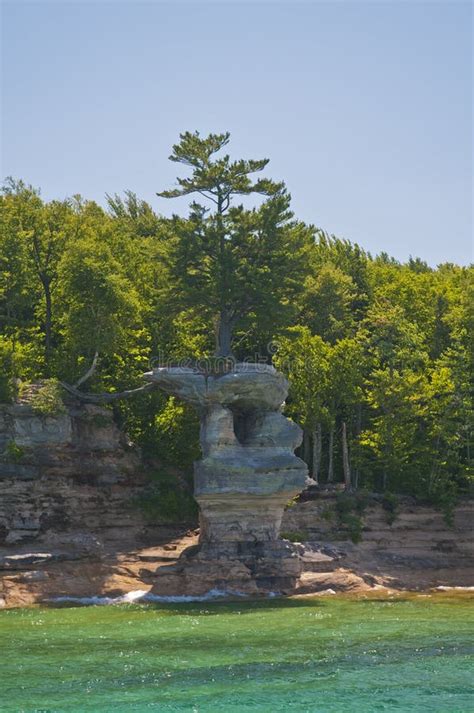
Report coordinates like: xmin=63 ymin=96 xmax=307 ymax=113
xmin=144 ymin=363 xmax=310 ymax=592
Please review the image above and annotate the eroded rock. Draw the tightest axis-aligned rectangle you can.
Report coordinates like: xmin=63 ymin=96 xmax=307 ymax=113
xmin=145 ymin=363 xmax=310 ymax=592
xmin=0 ymin=397 xmax=142 ymax=545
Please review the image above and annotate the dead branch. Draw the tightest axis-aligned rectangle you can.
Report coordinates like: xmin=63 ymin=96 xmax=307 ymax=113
xmin=60 ymin=381 xmax=156 ymax=404
xmin=74 ymin=351 xmax=99 ymax=388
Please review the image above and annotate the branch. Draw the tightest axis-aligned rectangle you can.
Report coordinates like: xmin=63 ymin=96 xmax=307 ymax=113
xmin=74 ymin=351 xmax=99 ymax=388
xmin=60 ymin=381 xmax=157 ymax=404
xmin=195 ymin=189 xmax=219 ymax=205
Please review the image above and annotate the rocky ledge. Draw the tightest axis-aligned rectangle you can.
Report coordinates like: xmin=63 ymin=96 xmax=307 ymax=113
xmin=0 ymin=391 xmax=146 ymax=546
xmin=1 ymin=497 xmax=473 ymax=608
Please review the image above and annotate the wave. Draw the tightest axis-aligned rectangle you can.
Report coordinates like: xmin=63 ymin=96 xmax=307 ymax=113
xmin=49 ymin=588 xmax=276 ymax=605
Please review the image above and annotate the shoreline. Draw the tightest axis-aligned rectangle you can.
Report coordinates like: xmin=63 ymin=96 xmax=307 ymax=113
xmin=3 ymin=586 xmax=474 ymax=611
xmin=1 ymin=526 xmax=472 ymax=610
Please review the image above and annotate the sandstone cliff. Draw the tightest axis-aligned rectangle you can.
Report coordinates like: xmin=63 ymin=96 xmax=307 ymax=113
xmin=0 ymin=389 xmax=146 ymax=546
xmin=282 ymin=492 xmax=473 ymax=592
xmin=0 ymin=395 xmax=472 ymax=607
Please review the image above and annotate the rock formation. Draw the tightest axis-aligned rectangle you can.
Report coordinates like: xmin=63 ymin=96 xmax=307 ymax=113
xmin=0 ymin=391 xmax=143 ymax=546
xmin=2 ymin=379 xmax=472 ymax=607
xmin=144 ymin=362 xmax=311 ymax=592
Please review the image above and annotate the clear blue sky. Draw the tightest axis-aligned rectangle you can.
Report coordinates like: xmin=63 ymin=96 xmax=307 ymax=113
xmin=1 ymin=1 xmax=472 ymax=265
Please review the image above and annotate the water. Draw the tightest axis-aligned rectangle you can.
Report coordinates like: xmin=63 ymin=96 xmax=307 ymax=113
xmin=0 ymin=593 xmax=472 ymax=712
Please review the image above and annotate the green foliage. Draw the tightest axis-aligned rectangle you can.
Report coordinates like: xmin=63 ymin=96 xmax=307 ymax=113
xmin=151 ymin=396 xmax=200 ymax=468
xmin=381 ymin=492 xmax=399 ymax=525
xmin=4 ymin=440 xmax=25 ymax=463
xmin=85 ymin=413 xmax=112 ymax=429
xmin=274 ymin=328 xmax=330 ymax=431
xmin=0 ymin=338 xmax=15 ymax=402
xmin=58 ymin=236 xmax=141 ymax=360
xmin=0 ymin=137 xmax=472 ymax=522
xmin=134 ymin=470 xmax=198 ymax=524
xmin=336 ymin=491 xmax=369 ymax=517
xmin=30 ymin=379 xmax=66 ymax=416
xmin=157 ymin=131 xmax=311 ymax=355
xmin=320 ymin=506 xmax=335 ymax=522
xmin=302 ymin=264 xmax=357 ymax=343
xmin=334 ymin=492 xmax=370 ymax=543
xmin=338 ymin=514 xmax=364 ymax=544
xmin=280 ymin=530 xmax=309 ymax=543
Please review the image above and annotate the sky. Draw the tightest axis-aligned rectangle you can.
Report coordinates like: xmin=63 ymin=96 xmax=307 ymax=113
xmin=1 ymin=0 xmax=472 ymax=265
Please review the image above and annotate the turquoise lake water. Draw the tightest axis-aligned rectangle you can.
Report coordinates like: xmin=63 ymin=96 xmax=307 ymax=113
xmin=0 ymin=593 xmax=472 ymax=712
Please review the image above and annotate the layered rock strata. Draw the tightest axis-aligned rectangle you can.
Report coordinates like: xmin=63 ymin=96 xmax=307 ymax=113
xmin=282 ymin=494 xmax=473 ymax=591
xmin=144 ymin=363 xmax=310 ymax=592
xmin=0 ymin=395 xmax=144 ymax=546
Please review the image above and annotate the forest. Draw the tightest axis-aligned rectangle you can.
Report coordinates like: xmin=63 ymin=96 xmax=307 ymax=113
xmin=0 ymin=132 xmax=472 ymax=517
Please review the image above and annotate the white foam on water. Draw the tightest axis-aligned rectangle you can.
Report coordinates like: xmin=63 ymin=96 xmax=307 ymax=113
xmin=435 ymin=585 xmax=474 ymax=591
xmin=51 ymin=589 xmax=150 ymax=606
xmin=142 ymin=588 xmax=249 ymax=603
xmin=49 ymin=588 xmax=266 ymax=605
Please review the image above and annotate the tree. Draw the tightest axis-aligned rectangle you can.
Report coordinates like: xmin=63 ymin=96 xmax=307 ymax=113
xmin=301 ymin=264 xmax=357 ymax=343
xmin=309 ymin=232 xmax=371 ymax=319
xmin=58 ymin=237 xmax=141 ymax=362
xmin=325 ymin=338 xmax=365 ymax=487
xmin=0 ymin=190 xmax=37 ymax=336
xmin=1 ymin=168 xmax=471 ymax=514
xmin=358 ymin=301 xmax=429 ymax=491
xmin=274 ymin=328 xmax=330 ymax=483
xmin=157 ymin=131 xmax=311 ymax=356
xmin=1 ymin=179 xmax=73 ymax=371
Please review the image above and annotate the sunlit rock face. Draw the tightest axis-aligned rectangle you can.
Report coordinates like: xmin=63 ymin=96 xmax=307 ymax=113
xmin=144 ymin=363 xmax=309 ymax=592
xmin=0 ymin=397 xmax=142 ymax=546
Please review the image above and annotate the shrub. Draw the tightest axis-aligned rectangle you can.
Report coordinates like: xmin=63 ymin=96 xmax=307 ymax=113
xmin=134 ymin=469 xmax=198 ymax=524
xmin=320 ymin=506 xmax=335 ymax=522
xmin=4 ymin=440 xmax=25 ymax=463
xmin=280 ymin=530 xmax=309 ymax=543
xmin=335 ymin=491 xmax=369 ymax=518
xmin=335 ymin=492 xmax=368 ymax=543
xmin=382 ymin=492 xmax=399 ymax=524
xmin=86 ymin=413 xmax=111 ymax=428
xmin=30 ymin=379 xmax=66 ymax=416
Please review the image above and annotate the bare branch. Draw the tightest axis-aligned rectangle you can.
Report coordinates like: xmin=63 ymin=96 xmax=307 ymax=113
xmin=74 ymin=351 xmax=99 ymax=388
xmin=60 ymin=381 xmax=156 ymax=403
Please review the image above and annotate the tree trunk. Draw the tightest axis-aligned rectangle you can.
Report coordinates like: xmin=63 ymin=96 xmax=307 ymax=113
xmin=215 ymin=309 xmax=233 ymax=357
xmin=353 ymin=403 xmax=362 ymax=490
xmin=466 ymin=421 xmax=471 ymax=466
xmin=312 ymin=423 xmax=322 ymax=484
xmin=214 ymin=189 xmax=235 ymax=358
xmin=42 ymin=278 xmax=52 ymax=371
xmin=342 ymin=420 xmax=351 ymax=490
xmin=383 ymin=417 xmax=393 ymax=491
xmin=303 ymin=429 xmax=311 ymax=466
xmin=327 ymin=425 xmax=335 ymax=483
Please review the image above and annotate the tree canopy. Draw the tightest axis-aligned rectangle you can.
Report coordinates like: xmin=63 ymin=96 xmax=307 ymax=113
xmin=0 ymin=132 xmax=472 ymax=516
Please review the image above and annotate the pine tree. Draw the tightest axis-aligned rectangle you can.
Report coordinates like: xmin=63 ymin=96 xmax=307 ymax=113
xmin=158 ymin=131 xmax=311 ymax=356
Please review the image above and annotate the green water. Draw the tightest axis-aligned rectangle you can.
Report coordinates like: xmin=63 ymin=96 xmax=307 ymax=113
xmin=0 ymin=594 xmax=472 ymax=713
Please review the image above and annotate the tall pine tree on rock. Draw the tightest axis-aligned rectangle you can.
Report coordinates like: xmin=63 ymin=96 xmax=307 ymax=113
xmin=158 ymin=131 xmax=311 ymax=357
